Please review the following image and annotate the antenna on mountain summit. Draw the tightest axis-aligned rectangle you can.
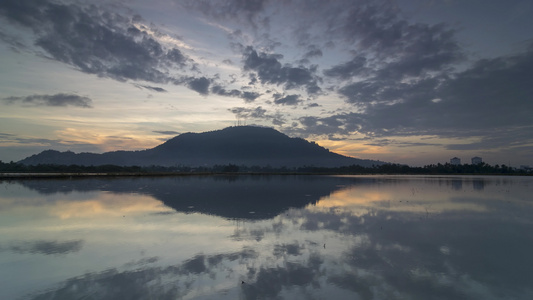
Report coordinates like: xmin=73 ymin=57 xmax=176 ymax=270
xmin=235 ymin=118 xmax=247 ymax=127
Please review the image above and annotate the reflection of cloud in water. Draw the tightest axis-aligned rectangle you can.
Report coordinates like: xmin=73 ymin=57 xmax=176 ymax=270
xmin=28 ymin=248 xmax=260 ymax=300
xmin=222 ymin=200 xmax=533 ymax=299
xmin=27 ymin=206 xmax=533 ymax=300
xmin=2 ymin=239 xmax=83 ymax=255
xmin=273 ymin=241 xmax=305 ymax=257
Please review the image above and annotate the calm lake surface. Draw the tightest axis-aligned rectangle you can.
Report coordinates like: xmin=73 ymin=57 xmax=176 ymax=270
xmin=1 ymin=175 xmax=532 ymax=300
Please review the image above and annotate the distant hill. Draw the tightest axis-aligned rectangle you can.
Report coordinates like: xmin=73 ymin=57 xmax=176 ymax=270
xmin=18 ymin=126 xmax=385 ymax=168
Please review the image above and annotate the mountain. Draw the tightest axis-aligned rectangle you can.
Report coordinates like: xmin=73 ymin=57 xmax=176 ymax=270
xmin=18 ymin=126 xmax=385 ymax=168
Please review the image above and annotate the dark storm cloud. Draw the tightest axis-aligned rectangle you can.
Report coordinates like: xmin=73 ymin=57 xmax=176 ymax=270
xmin=0 ymin=0 xmax=189 ymax=85
xmin=2 ymin=93 xmax=92 ymax=107
xmin=243 ymin=46 xmax=321 ymax=95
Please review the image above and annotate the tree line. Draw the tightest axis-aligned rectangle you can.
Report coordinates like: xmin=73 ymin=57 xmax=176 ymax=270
xmin=0 ymin=160 xmax=530 ymax=175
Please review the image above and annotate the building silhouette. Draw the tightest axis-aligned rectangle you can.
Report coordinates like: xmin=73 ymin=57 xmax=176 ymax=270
xmin=450 ymin=157 xmax=461 ymax=165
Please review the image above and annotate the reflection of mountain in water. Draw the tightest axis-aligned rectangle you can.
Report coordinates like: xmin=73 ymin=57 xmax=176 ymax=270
xmin=16 ymin=175 xmax=363 ymax=220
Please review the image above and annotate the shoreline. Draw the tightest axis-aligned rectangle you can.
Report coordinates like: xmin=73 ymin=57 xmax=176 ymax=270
xmin=1 ymin=172 xmax=530 ymax=179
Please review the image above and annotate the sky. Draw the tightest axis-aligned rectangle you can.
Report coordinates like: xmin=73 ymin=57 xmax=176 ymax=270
xmin=0 ymin=0 xmax=532 ymax=167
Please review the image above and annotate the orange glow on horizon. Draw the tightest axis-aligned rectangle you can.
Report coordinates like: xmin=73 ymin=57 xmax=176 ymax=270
xmin=55 ymin=128 xmax=167 ymax=152
xmin=315 ymin=139 xmax=391 ymax=158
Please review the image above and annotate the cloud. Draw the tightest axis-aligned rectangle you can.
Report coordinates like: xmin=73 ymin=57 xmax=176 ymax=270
xmin=183 ymin=0 xmax=271 ymax=30
xmin=364 ymin=139 xmax=441 ymax=148
xmin=293 ymin=44 xmax=533 ymax=152
xmin=0 ymin=0 xmax=189 ymax=85
xmin=303 ymin=46 xmax=323 ymax=59
xmin=273 ymin=94 xmax=301 ymax=106
xmin=0 ymin=31 xmax=27 ymax=52
xmin=229 ymin=106 xmax=268 ymax=119
xmin=2 ymin=93 xmax=92 ymax=107
xmin=241 ymin=91 xmax=261 ymax=102
xmin=211 ymin=85 xmax=261 ymax=102
xmin=135 ymin=85 xmax=168 ymax=93
xmin=211 ymin=85 xmax=241 ymax=97
xmin=436 ymin=47 xmax=533 ymax=129
xmin=186 ymin=77 xmax=211 ymax=95
xmin=5 ymin=239 xmax=83 ymax=255
xmin=153 ymin=131 xmax=180 ymax=135
xmin=330 ymin=1 xmax=464 ymax=63
xmin=166 ymin=48 xmax=187 ymax=66
xmin=229 ymin=106 xmax=288 ymax=126
xmin=323 ymin=56 xmax=368 ymax=80
xmin=242 ymin=46 xmax=321 ymax=95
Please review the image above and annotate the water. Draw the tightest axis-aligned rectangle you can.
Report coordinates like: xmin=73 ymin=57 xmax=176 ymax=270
xmin=1 ymin=175 xmax=532 ymax=300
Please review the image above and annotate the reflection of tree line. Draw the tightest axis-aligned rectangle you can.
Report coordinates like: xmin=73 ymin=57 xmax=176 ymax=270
xmin=451 ymin=179 xmax=484 ymax=190
xmin=1 ymin=160 xmax=530 ymax=175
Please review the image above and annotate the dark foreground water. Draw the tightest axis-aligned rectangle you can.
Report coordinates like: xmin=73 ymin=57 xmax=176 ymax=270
xmin=1 ymin=175 xmax=532 ymax=300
